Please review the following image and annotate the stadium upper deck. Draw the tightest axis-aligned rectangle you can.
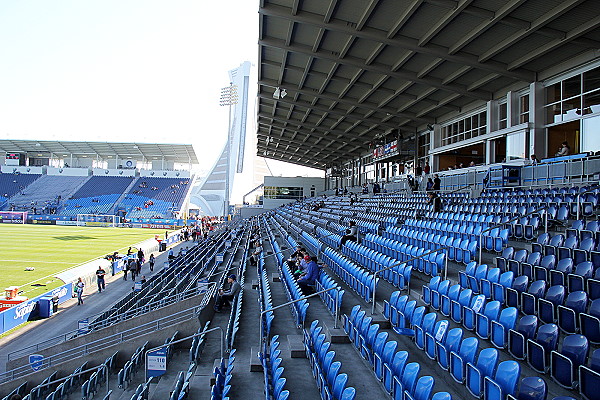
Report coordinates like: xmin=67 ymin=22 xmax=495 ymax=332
xmin=256 ymin=0 xmax=600 ymax=190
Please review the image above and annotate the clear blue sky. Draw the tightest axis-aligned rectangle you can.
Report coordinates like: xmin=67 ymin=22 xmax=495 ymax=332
xmin=0 ymin=0 xmax=322 ymax=191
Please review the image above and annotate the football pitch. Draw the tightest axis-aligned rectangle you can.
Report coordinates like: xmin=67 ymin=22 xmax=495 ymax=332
xmin=0 ymin=224 xmax=168 ymax=299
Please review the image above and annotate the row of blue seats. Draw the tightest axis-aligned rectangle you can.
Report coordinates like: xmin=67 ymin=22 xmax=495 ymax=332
xmin=344 ymin=306 xmax=454 ymax=400
xmin=388 ymin=221 xmax=486 ymax=248
xmin=225 ymin=240 xmax=247 ymax=351
xmin=117 ymin=342 xmax=148 ymax=389
xmin=128 ymin=377 xmax=151 ymax=400
xmin=534 ymin=232 xmax=600 ymax=265
xmin=381 ymin=292 xmax=582 ymax=399
xmin=169 ymin=364 xmax=195 ymax=400
xmin=482 ymin=186 xmax=597 ymax=198
xmin=264 ymin=220 xmax=311 ymax=327
xmin=211 ymin=349 xmax=236 ymax=400
xmin=497 ymin=249 xmax=600 ymax=297
xmin=459 ymin=262 xmax=600 ymax=338
xmin=363 ymin=232 xmax=446 ymax=277
xmin=263 ymin=336 xmax=290 ymax=400
xmin=321 ymin=247 xmax=376 ymax=302
xmin=420 ymin=276 xmax=600 ymax=394
xmin=258 ymin=257 xmax=275 ymax=355
xmin=304 ymin=320 xmax=356 ymax=400
xmin=189 ymin=320 xmax=211 ymax=365
xmin=385 ymin=223 xmax=483 ymax=262
xmin=273 ymin=243 xmax=309 ymax=327
xmin=315 ymin=227 xmax=342 ymax=250
xmin=566 ymin=219 xmax=600 ymax=241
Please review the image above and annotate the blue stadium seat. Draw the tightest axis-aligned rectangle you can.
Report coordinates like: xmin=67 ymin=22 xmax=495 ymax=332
xmin=538 ymin=285 xmax=566 ymax=324
xmin=551 ymin=334 xmax=589 ymax=389
xmin=527 ymin=323 xmax=559 ymax=373
xmin=435 ymin=327 xmax=462 ymax=370
xmin=568 ymin=261 xmax=594 ymax=293
xmin=579 ymin=349 xmax=600 ymax=400
xmin=506 ymin=376 xmax=547 ymax=400
xmin=492 ymin=271 xmax=514 ymax=304
xmin=449 ymin=337 xmax=479 ymax=383
xmin=508 ymin=315 xmax=538 ymax=360
xmin=550 ymin=258 xmax=574 ymax=287
xmin=558 ymin=290 xmax=588 ymax=334
xmin=484 ymin=360 xmax=521 ymax=400
xmin=466 ymin=347 xmax=499 ymax=397
xmin=521 ymin=280 xmax=546 ymax=316
xmin=534 ymin=254 xmax=556 ymax=283
xmin=383 ymin=351 xmax=408 ymax=394
xmin=491 ymin=307 xmax=518 ymax=348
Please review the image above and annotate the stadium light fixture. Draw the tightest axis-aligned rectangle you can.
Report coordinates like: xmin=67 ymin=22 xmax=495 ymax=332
xmin=219 ymin=82 xmax=239 ymax=219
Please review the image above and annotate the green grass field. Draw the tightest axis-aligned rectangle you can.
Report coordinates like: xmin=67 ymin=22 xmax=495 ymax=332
xmin=0 ymin=224 xmax=168 ymax=298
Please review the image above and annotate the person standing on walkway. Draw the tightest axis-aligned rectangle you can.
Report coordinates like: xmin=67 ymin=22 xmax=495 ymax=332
xmin=149 ymin=254 xmax=155 ymax=271
xmin=96 ymin=266 xmax=106 ymax=293
xmin=76 ymin=277 xmax=85 ymax=305
xmin=137 ymin=248 xmax=144 ymax=264
xmin=128 ymin=259 xmax=137 ymax=281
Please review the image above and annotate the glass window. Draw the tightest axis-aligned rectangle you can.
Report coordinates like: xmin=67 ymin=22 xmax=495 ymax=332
xmin=583 ymin=90 xmax=600 ymax=115
xmin=546 ymin=83 xmax=561 ymax=104
xmin=563 ymin=75 xmax=581 ymax=99
xmin=519 ymin=94 xmax=529 ymax=124
xmin=506 ymin=131 xmax=526 ymax=160
xmin=263 ymin=186 xmax=304 ymax=200
xmin=498 ymin=102 xmax=507 ymax=130
xmin=546 ymin=104 xmax=562 ymax=124
xmin=562 ymin=97 xmax=582 ymax=121
xmin=584 ymin=66 xmax=600 ymax=93
xmin=582 ymin=115 xmax=600 ymax=152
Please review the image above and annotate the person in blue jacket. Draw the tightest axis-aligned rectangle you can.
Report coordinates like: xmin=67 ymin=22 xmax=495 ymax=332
xmin=297 ymin=255 xmax=319 ymax=295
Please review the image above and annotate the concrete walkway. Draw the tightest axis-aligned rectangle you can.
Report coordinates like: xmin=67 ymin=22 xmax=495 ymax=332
xmin=0 ymin=239 xmax=194 ymax=374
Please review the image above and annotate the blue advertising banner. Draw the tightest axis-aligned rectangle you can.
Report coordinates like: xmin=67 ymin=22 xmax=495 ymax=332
xmin=0 ymin=282 xmax=73 ymax=334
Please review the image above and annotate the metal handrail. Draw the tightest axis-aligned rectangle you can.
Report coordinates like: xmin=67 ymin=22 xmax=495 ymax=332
xmin=257 ymin=287 xmax=338 ymax=358
xmin=28 ymin=364 xmax=110 ymax=397
xmin=1 ymin=303 xmax=206 ymax=383
xmin=476 ymin=204 xmax=549 ymax=265
xmin=143 ymin=327 xmax=223 ymax=382
xmin=370 ymin=245 xmax=449 ymax=314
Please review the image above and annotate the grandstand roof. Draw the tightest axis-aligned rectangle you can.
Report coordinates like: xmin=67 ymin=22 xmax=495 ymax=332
xmin=0 ymin=139 xmax=199 ymax=164
xmin=257 ymin=0 xmax=600 ymax=169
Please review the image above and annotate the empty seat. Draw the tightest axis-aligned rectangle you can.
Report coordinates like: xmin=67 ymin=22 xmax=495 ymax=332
xmin=484 ymin=360 xmax=521 ymax=400
xmin=558 ymin=290 xmax=588 ymax=334
xmin=521 ymin=280 xmax=546 ymax=316
xmin=527 ymin=323 xmax=559 ymax=373
xmin=538 ymin=285 xmax=566 ymax=324
xmin=466 ymin=347 xmax=499 ymax=397
xmin=508 ymin=315 xmax=538 ymax=360
xmin=449 ymin=337 xmax=479 ymax=384
xmin=580 ymin=298 xmax=600 ymax=344
xmin=551 ymin=334 xmax=589 ymax=389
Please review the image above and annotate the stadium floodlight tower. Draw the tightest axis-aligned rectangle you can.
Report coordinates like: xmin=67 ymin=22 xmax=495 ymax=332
xmin=189 ymin=61 xmax=251 ymax=217
xmin=219 ymin=82 xmax=239 ymax=218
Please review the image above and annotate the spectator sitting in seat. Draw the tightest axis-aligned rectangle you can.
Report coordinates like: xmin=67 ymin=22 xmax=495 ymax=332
xmin=214 ymin=274 xmax=242 ymax=312
xmin=249 ymin=242 xmax=263 ymax=266
xmin=340 ymin=221 xmax=358 ymax=247
xmin=427 ymin=191 xmax=442 ymax=213
xmin=297 ymin=256 xmax=319 ymax=295
xmin=556 ymin=141 xmax=571 ymax=157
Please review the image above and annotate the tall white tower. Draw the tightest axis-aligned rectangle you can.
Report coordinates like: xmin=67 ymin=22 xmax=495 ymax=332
xmin=189 ymin=61 xmax=251 ymax=216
